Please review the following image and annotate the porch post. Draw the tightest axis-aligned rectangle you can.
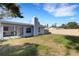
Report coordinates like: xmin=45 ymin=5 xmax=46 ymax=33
xmin=23 ymin=27 xmax=26 ymax=37
xmin=0 ymin=24 xmax=3 ymax=40
xmin=13 ymin=25 xmax=16 ymax=36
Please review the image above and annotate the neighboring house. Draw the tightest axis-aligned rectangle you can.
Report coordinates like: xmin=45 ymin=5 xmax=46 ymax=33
xmin=0 ymin=16 xmax=45 ymax=39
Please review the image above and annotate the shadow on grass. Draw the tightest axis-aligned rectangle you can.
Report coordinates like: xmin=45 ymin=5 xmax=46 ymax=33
xmin=0 ymin=43 xmax=39 ymax=56
xmin=65 ymin=36 xmax=79 ymax=51
xmin=0 ymin=40 xmax=7 ymax=44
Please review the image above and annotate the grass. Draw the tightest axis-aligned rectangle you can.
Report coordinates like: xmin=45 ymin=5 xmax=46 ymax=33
xmin=0 ymin=34 xmax=79 ymax=56
xmin=51 ymin=35 xmax=71 ymax=46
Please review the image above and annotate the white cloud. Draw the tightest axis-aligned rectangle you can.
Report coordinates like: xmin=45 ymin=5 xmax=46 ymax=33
xmin=44 ymin=3 xmax=56 ymax=13
xmin=44 ymin=3 xmax=78 ymax=17
xmin=70 ymin=17 xmax=76 ymax=20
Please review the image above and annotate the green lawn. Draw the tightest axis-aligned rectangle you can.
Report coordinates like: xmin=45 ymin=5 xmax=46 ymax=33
xmin=0 ymin=34 xmax=79 ymax=56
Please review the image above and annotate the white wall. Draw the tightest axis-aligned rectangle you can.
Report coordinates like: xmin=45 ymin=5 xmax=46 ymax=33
xmin=38 ymin=27 xmax=44 ymax=35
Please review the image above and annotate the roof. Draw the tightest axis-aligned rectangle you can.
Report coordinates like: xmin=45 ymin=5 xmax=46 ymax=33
xmin=39 ymin=25 xmax=45 ymax=28
xmin=0 ymin=20 xmax=33 ymax=26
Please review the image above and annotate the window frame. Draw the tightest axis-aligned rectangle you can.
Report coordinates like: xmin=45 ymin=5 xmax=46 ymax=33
xmin=3 ymin=26 xmax=9 ymax=31
xmin=26 ymin=28 xmax=31 ymax=33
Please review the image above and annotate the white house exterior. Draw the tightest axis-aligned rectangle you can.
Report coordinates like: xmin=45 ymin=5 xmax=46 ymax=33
xmin=0 ymin=16 xmax=45 ymax=40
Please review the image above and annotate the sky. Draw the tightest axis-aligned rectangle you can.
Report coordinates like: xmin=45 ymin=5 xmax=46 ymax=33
xmin=2 ymin=3 xmax=79 ymax=26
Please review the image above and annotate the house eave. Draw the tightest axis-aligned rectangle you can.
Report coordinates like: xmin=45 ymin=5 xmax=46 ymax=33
xmin=0 ymin=21 xmax=33 ymax=26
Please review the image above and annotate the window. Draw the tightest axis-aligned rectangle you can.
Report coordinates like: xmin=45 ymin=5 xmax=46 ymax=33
xmin=38 ymin=27 xmax=40 ymax=32
xmin=26 ymin=28 xmax=31 ymax=33
xmin=4 ymin=27 xmax=8 ymax=31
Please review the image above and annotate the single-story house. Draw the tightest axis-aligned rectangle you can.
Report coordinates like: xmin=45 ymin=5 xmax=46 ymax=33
xmin=0 ymin=16 xmax=45 ymax=40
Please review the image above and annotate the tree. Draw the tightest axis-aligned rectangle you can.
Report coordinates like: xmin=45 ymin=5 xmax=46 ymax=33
xmin=59 ymin=22 xmax=79 ymax=29
xmin=66 ymin=22 xmax=79 ymax=29
xmin=0 ymin=3 xmax=23 ymax=19
xmin=51 ymin=24 xmax=55 ymax=27
xmin=59 ymin=24 xmax=66 ymax=28
xmin=51 ymin=23 xmax=57 ymax=28
xmin=46 ymin=24 xmax=49 ymax=28
xmin=54 ymin=23 xmax=57 ymax=28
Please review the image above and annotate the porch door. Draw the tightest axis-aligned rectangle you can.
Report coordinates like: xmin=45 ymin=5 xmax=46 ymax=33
xmin=19 ymin=27 xmax=23 ymax=36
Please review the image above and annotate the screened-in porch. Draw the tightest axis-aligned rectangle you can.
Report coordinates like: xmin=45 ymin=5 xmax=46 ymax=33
xmin=3 ymin=25 xmax=17 ymax=37
xmin=3 ymin=24 xmax=33 ymax=38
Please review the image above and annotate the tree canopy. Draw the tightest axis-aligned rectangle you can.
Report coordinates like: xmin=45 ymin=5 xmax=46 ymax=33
xmin=0 ymin=3 xmax=23 ymax=19
xmin=66 ymin=22 xmax=79 ymax=29
xmin=59 ymin=22 xmax=79 ymax=29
